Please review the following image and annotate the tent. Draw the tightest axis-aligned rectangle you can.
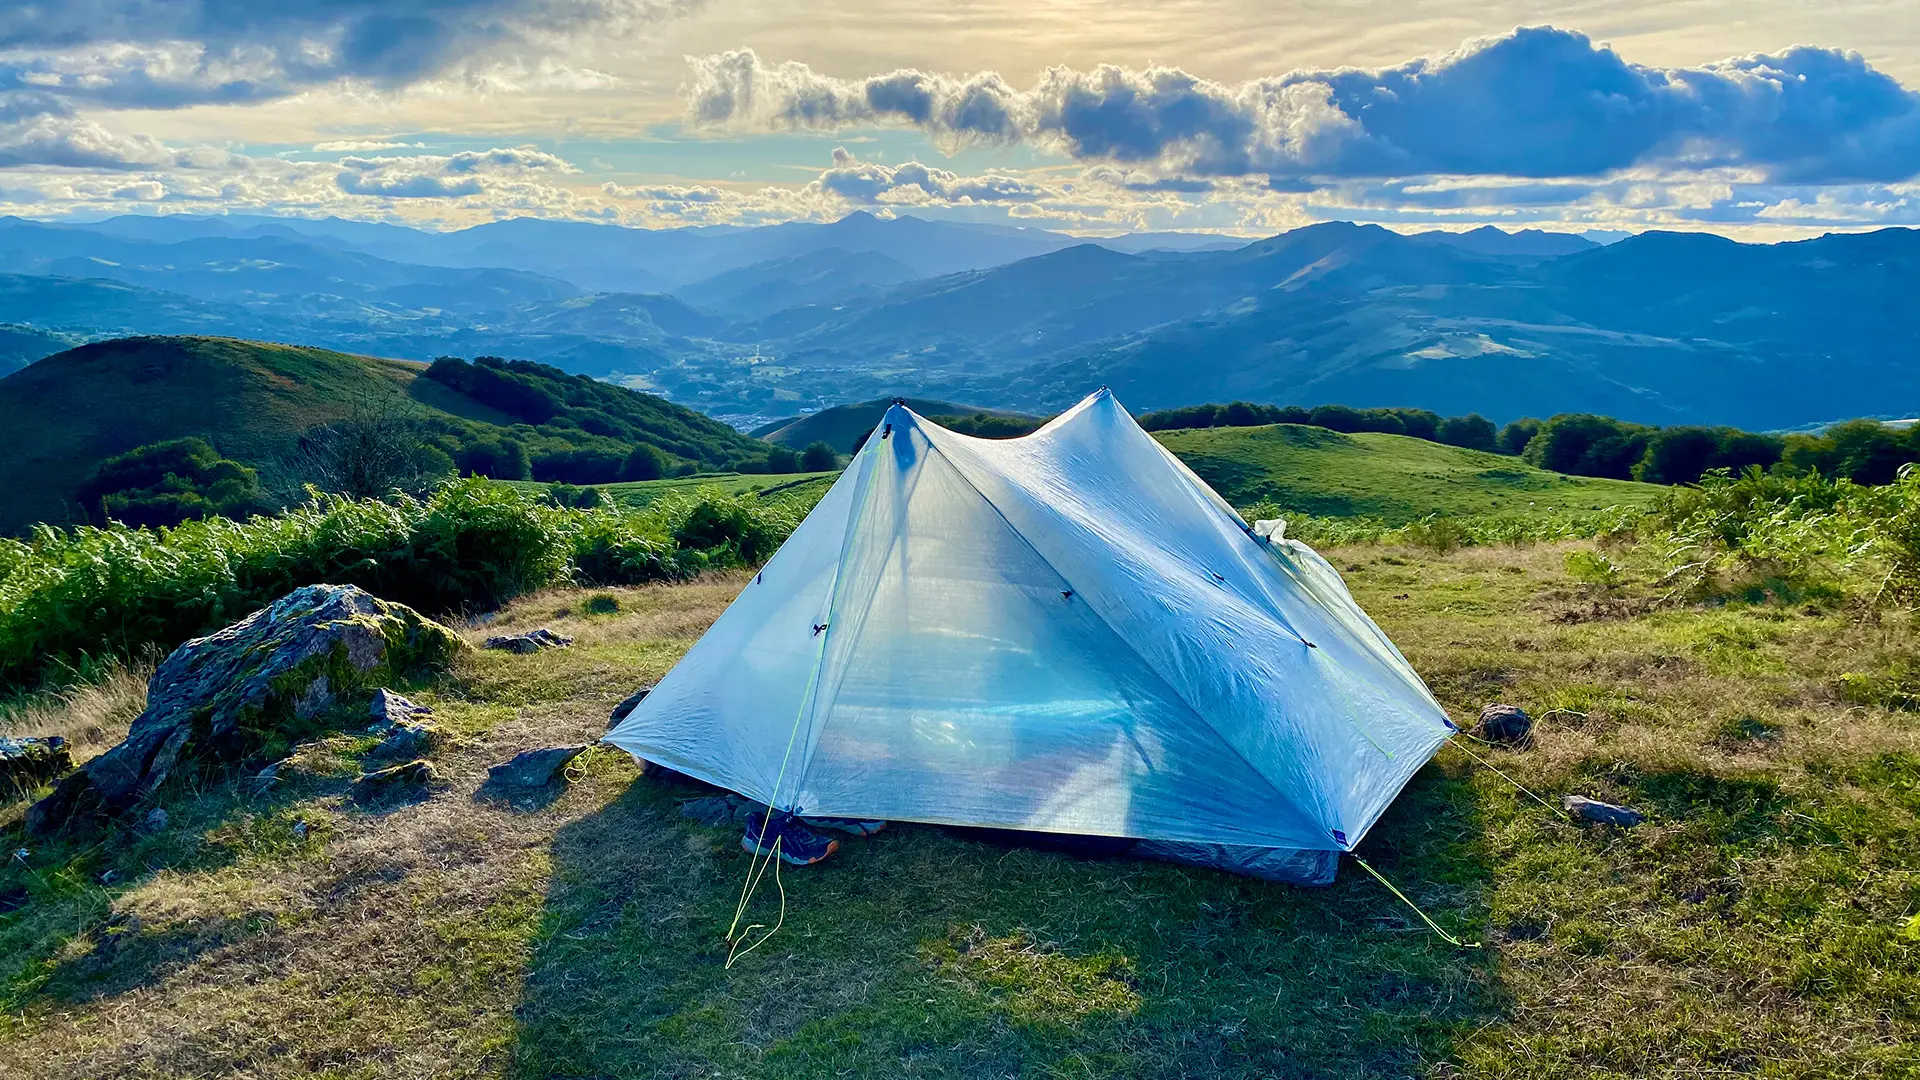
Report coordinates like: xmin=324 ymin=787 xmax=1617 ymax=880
xmin=605 ymin=389 xmax=1454 ymax=879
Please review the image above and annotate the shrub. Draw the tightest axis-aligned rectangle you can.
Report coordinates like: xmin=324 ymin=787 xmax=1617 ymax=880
xmin=0 ymin=479 xmax=821 ymax=688
xmin=800 ymin=442 xmax=839 ymax=473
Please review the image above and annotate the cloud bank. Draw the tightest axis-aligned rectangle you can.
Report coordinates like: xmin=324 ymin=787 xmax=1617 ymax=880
xmin=685 ymin=26 xmax=1920 ymax=184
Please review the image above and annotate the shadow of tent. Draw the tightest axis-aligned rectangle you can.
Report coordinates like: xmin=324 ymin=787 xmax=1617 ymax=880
xmin=508 ymin=758 xmax=1506 ymax=1079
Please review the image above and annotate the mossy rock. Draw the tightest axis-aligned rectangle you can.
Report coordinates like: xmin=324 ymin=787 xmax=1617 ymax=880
xmin=26 ymin=585 xmax=464 ymax=834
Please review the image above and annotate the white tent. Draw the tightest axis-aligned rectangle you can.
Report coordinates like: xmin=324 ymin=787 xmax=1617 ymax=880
xmin=605 ymin=389 xmax=1454 ymax=855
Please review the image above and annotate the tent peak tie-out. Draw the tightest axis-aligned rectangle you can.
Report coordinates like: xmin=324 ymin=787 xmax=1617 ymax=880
xmin=606 ymin=388 xmax=1453 ymax=854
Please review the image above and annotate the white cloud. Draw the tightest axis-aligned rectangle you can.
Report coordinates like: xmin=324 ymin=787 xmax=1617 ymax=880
xmin=685 ymin=27 xmax=1920 ymax=184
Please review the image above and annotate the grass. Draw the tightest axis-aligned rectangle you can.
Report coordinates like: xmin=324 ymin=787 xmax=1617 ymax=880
xmin=502 ymin=470 xmax=838 ymax=508
xmin=4 ymin=536 xmax=1918 ymax=1077
xmin=1153 ymin=423 xmax=1661 ymax=523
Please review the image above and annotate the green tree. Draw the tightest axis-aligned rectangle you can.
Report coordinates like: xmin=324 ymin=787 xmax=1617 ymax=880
xmin=1497 ymin=418 xmax=1542 ymax=456
xmin=1635 ymin=426 xmax=1722 ymax=484
xmin=765 ymin=445 xmax=802 ymax=473
xmin=1436 ymin=414 xmax=1499 ymax=452
xmin=800 ymin=441 xmax=840 ymax=472
xmin=621 ymin=443 xmax=665 ymax=481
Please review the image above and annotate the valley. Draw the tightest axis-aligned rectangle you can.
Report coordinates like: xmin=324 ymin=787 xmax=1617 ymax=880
xmin=4 ymin=213 xmax=1915 ymax=432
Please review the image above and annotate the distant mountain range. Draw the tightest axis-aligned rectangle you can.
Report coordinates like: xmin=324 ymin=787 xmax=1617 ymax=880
xmin=1 ymin=210 xmax=1913 ymax=431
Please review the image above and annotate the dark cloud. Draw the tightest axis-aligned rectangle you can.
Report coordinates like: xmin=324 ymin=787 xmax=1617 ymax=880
xmin=688 ymin=27 xmax=1920 ymax=184
xmin=0 ymin=0 xmax=698 ymax=114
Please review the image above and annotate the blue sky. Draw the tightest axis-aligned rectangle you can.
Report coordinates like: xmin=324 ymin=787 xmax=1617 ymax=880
xmin=1 ymin=0 xmax=1917 ymax=236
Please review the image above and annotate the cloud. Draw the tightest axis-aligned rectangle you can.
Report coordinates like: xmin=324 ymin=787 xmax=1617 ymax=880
xmin=811 ymin=146 xmax=1045 ymax=204
xmin=334 ymin=145 xmax=576 ymax=199
xmin=685 ymin=27 xmax=1920 ymax=184
xmin=0 ymin=113 xmax=172 ymax=168
xmin=313 ymin=138 xmax=427 ymax=152
xmin=0 ymin=0 xmax=700 ymax=114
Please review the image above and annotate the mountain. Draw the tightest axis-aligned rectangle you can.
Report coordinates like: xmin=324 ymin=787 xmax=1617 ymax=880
xmin=0 ymin=336 xmax=774 ymax=532
xmin=0 ymin=218 xmax=581 ymax=311
xmin=675 ymin=248 xmax=923 ymax=320
xmin=756 ymin=224 xmax=1920 ymax=429
xmin=9 ymin=213 xmax=1920 ymax=431
xmin=1412 ymin=226 xmax=1597 ymax=258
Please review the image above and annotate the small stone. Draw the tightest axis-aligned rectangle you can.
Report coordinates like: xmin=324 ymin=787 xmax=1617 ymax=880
xmin=1564 ymin=795 xmax=1644 ymax=827
xmin=1475 ymin=703 xmax=1533 ymax=746
xmin=608 ymin=687 xmax=651 ymax=728
xmin=0 ymin=735 xmax=73 ymax=789
xmin=375 ymin=720 xmax=440 ymax=758
xmin=142 ymin=808 xmax=169 ymax=832
xmin=290 ymin=819 xmax=309 ymax=840
xmin=680 ymin=794 xmax=756 ymax=829
xmin=484 ymin=628 xmax=574 ymax=654
xmin=486 ymin=745 xmax=588 ymax=789
xmin=356 ymin=759 xmax=438 ymax=790
xmin=369 ymin=689 xmax=434 ymax=730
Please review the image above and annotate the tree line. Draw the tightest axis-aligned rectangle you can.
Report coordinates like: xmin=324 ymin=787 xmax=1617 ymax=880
xmin=1135 ymin=401 xmax=1920 ymax=487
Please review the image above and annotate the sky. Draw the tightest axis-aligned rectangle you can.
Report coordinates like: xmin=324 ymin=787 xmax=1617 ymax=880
xmin=2 ymin=0 xmax=1918 ymax=237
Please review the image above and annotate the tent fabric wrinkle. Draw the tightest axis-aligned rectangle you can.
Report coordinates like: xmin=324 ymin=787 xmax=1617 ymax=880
xmin=604 ymin=388 xmax=1454 ymax=852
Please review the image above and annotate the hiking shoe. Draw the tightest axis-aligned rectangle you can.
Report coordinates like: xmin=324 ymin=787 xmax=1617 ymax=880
xmin=801 ymin=816 xmax=888 ymax=838
xmin=742 ymin=812 xmax=839 ymax=866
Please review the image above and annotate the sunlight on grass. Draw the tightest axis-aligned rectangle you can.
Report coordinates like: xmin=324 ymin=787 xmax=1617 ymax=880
xmin=921 ymin=928 xmax=1141 ymax=1029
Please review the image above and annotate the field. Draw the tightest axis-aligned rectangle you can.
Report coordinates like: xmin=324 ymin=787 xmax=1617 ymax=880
xmin=1154 ymin=423 xmax=1658 ymax=522
xmin=504 ymin=471 xmax=837 ymax=507
xmin=4 ymin=526 xmax=1918 ymax=1077
xmin=522 ymin=421 xmax=1663 ymax=527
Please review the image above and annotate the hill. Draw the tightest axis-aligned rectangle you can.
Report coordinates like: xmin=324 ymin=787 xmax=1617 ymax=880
xmin=0 ymin=336 xmax=776 ymax=532
xmin=754 ymin=397 xmax=1037 ymax=451
xmin=0 ymin=324 xmax=84 ymax=374
xmin=1152 ymin=423 xmax=1658 ymax=521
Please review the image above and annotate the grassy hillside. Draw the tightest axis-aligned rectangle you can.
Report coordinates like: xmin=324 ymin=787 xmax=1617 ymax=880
xmin=6 ymin=535 xmax=1917 ymax=1077
xmin=0 ymin=336 xmax=778 ymax=532
xmin=503 ymin=471 xmax=838 ymax=507
xmin=755 ymin=397 xmax=1035 ymax=451
xmin=1154 ymin=422 xmax=1658 ymax=522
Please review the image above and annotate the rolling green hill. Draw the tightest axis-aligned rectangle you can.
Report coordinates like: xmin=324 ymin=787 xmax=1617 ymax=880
xmin=1153 ymin=422 xmax=1660 ymax=522
xmin=549 ymin=416 xmax=1663 ymax=526
xmin=0 ymin=336 xmax=777 ymax=533
xmin=755 ymin=397 xmax=1037 ymax=451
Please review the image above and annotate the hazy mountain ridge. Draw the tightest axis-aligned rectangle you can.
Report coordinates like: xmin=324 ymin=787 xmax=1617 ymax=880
xmin=2 ymin=212 xmax=1914 ymax=430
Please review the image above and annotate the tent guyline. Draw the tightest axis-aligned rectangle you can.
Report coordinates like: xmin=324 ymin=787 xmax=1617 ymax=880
xmin=608 ymin=388 xmax=1456 ymax=865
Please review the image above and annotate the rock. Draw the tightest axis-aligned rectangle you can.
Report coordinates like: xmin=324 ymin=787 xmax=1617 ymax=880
xmin=356 ymin=759 xmax=438 ymax=791
xmin=142 ymin=807 xmax=168 ymax=833
xmin=484 ymin=628 xmax=573 ymax=654
xmin=26 ymin=584 xmax=465 ymax=835
xmin=1564 ymin=795 xmax=1644 ymax=827
xmin=0 ymin=735 xmax=72 ymax=791
xmin=486 ymin=745 xmax=588 ymax=789
xmin=375 ymin=720 xmax=440 ymax=758
xmin=680 ymin=794 xmax=757 ymax=829
xmin=1475 ymin=703 xmax=1533 ymax=746
xmin=369 ymin=689 xmax=433 ymax=730
xmin=608 ymin=687 xmax=651 ymax=728
xmin=291 ymin=819 xmax=309 ymax=841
